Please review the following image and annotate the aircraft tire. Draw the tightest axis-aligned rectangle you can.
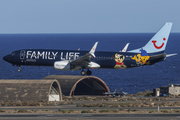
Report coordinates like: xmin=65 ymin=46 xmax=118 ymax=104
xmin=81 ymin=70 xmax=86 ymax=76
xmin=87 ymin=70 xmax=92 ymax=75
xmin=18 ymin=69 xmax=21 ymax=72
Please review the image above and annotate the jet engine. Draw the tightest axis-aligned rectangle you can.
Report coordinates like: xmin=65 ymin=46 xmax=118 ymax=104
xmin=86 ymin=62 xmax=100 ymax=69
xmin=54 ymin=61 xmax=70 ymax=71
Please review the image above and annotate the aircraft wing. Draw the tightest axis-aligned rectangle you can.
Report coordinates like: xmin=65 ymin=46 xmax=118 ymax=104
xmin=70 ymin=42 xmax=100 ymax=69
xmin=71 ymin=53 xmax=91 ymax=64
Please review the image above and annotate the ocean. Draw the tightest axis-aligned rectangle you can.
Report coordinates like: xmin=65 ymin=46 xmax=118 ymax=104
xmin=0 ymin=33 xmax=179 ymax=94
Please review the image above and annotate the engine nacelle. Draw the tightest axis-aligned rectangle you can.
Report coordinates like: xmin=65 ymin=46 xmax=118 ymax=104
xmin=54 ymin=61 xmax=70 ymax=71
xmin=87 ymin=62 xmax=100 ymax=69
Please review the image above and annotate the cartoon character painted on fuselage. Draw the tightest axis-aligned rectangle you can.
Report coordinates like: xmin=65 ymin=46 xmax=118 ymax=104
xmin=131 ymin=49 xmax=150 ymax=66
xmin=114 ymin=53 xmax=127 ymax=69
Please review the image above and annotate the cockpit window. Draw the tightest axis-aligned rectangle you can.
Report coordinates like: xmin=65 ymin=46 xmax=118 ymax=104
xmin=11 ymin=52 xmax=15 ymax=56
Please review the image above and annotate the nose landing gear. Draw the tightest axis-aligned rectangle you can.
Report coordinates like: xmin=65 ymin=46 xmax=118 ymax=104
xmin=18 ymin=66 xmax=21 ymax=72
xmin=81 ymin=69 xmax=92 ymax=76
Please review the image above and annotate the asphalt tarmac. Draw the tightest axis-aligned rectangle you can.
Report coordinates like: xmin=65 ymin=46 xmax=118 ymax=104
xmin=1 ymin=96 xmax=180 ymax=120
xmin=0 ymin=113 xmax=180 ymax=120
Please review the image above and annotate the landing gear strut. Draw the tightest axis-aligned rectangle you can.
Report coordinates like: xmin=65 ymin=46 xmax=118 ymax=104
xmin=18 ymin=66 xmax=21 ymax=72
xmin=81 ymin=69 xmax=92 ymax=76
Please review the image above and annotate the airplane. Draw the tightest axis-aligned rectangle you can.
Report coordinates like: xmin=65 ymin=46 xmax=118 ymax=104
xmin=3 ymin=22 xmax=176 ymax=75
xmin=103 ymin=88 xmax=127 ymax=97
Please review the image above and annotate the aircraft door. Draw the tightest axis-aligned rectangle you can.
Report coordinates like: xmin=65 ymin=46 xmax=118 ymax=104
xmin=20 ymin=50 xmax=25 ymax=60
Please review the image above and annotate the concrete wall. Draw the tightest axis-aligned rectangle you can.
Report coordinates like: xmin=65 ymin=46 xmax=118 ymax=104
xmin=0 ymin=79 xmax=62 ymax=101
xmin=169 ymin=87 xmax=180 ymax=95
xmin=0 ymin=75 xmax=109 ymax=101
xmin=160 ymin=86 xmax=180 ymax=95
xmin=43 ymin=75 xmax=109 ymax=96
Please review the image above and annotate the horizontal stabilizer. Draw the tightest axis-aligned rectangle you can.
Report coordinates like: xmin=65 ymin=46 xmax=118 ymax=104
xmin=166 ymin=53 xmax=177 ymax=57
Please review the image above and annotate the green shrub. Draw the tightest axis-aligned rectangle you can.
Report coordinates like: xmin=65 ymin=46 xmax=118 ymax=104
xmin=31 ymin=110 xmax=37 ymax=113
xmin=18 ymin=109 xmax=28 ymax=113
xmin=69 ymin=109 xmax=74 ymax=113
xmin=0 ymin=109 xmax=5 ymax=112
xmin=174 ymin=110 xmax=180 ymax=113
xmin=112 ymin=109 xmax=118 ymax=113
xmin=81 ymin=110 xmax=89 ymax=113
xmin=132 ymin=109 xmax=138 ymax=111
xmin=149 ymin=110 xmax=154 ymax=113
xmin=60 ymin=110 xmax=66 ymax=113
xmin=119 ymin=108 xmax=124 ymax=111
xmin=161 ymin=110 xmax=169 ymax=113
xmin=99 ymin=109 xmax=111 ymax=113
xmin=136 ymin=90 xmax=153 ymax=97
xmin=76 ymin=104 xmax=83 ymax=107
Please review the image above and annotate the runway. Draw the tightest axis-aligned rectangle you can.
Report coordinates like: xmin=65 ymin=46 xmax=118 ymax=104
xmin=0 ymin=113 xmax=180 ymax=120
xmin=1 ymin=97 xmax=180 ymax=120
xmin=1 ymin=105 xmax=180 ymax=111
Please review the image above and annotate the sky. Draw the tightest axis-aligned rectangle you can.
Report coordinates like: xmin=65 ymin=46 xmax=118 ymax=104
xmin=0 ymin=0 xmax=180 ymax=33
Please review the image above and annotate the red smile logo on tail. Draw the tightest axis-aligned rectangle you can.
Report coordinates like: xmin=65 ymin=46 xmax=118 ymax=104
xmin=152 ymin=38 xmax=166 ymax=49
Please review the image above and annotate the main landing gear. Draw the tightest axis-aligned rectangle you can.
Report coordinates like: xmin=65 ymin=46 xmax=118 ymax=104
xmin=81 ymin=69 xmax=92 ymax=76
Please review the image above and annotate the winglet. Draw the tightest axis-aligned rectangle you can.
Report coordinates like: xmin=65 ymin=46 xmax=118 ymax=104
xmin=121 ymin=43 xmax=130 ymax=52
xmin=89 ymin=42 xmax=98 ymax=58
